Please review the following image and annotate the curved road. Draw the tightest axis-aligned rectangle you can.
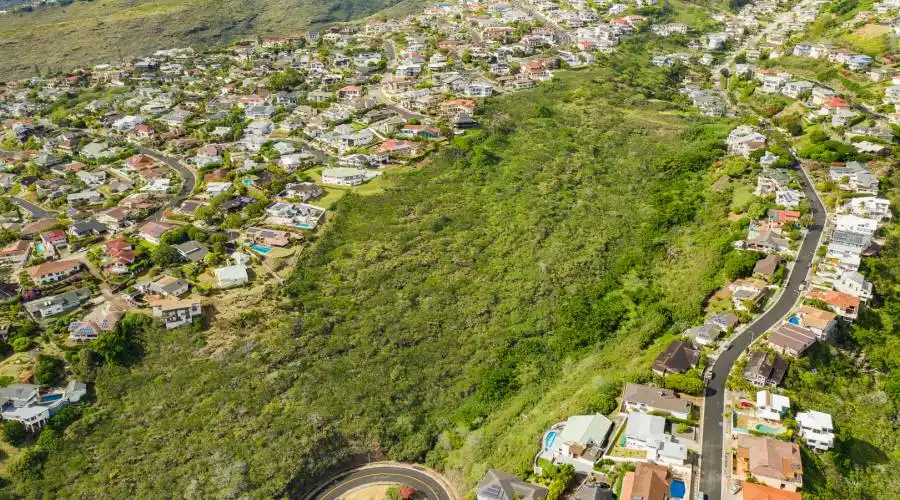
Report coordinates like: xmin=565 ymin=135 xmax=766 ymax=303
xmin=308 ymin=465 xmax=454 ymax=500
xmin=698 ymin=162 xmax=826 ymax=499
xmin=133 ymin=146 xmax=197 ymax=221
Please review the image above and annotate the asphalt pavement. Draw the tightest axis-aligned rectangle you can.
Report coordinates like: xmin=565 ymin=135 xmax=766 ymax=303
xmin=698 ymin=165 xmax=826 ymax=499
xmin=308 ymin=465 xmax=453 ymax=500
xmin=133 ymin=146 xmax=197 ymax=221
xmin=11 ymin=196 xmax=54 ymax=219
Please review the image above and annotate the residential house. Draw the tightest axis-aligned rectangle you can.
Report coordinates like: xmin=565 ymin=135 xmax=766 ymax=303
xmin=0 ymin=240 xmax=31 ymax=264
xmin=735 ymin=435 xmax=803 ymax=491
xmin=806 ymin=289 xmax=860 ymax=320
xmin=40 ymin=230 xmax=67 ymax=249
xmin=622 ymin=383 xmax=692 ymax=420
xmin=796 ymin=410 xmax=835 ymax=451
xmin=547 ymin=414 xmax=613 ymax=472
xmin=834 ymin=270 xmax=873 ymax=300
xmin=742 ymin=482 xmax=801 ymax=500
xmin=652 ymin=340 xmax=699 ymax=376
xmin=755 ymin=390 xmax=790 ymax=421
xmin=321 ymin=167 xmax=371 ymax=186
xmin=68 ymin=219 xmax=108 ymax=239
xmin=755 ymin=169 xmax=789 ymax=196
xmin=619 ymin=463 xmax=671 ymax=500
xmin=96 ymin=207 xmax=132 ymax=232
xmin=138 ymin=221 xmax=174 ymax=245
xmin=753 ymin=254 xmax=782 ymax=281
xmin=623 ymin=412 xmax=687 ymax=466
xmin=150 ymin=297 xmax=202 ymax=329
xmin=709 ymin=311 xmax=739 ymax=331
xmin=173 ymin=241 xmax=209 ymax=263
xmin=215 ymin=265 xmax=249 ymax=288
xmin=476 ymin=470 xmax=548 ymax=500
xmin=767 ymin=323 xmax=818 ymax=356
xmin=743 ymin=351 xmax=788 ymax=387
xmin=792 ymin=305 xmax=837 ymax=338
xmin=76 ymin=170 xmax=106 ymax=187
xmin=24 ymin=287 xmax=92 ymax=319
xmin=146 ymin=275 xmax=190 ymax=298
xmin=282 ymin=182 xmax=324 ymax=202
xmin=26 ymin=260 xmax=82 ymax=285
xmin=686 ymin=322 xmax=724 ymax=347
xmin=730 ymin=278 xmax=768 ymax=311
xmin=68 ymin=304 xmax=124 ymax=342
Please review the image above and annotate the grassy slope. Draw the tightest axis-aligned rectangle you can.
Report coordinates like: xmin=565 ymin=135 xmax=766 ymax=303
xmin=0 ymin=0 xmax=419 ymax=79
xmin=6 ymin=61 xmax=740 ymax=497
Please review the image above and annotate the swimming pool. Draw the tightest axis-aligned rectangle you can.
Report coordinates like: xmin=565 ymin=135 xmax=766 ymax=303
xmin=789 ymin=315 xmax=800 ymax=325
xmin=544 ymin=431 xmax=557 ymax=451
xmin=34 ymin=243 xmax=46 ymax=253
xmin=251 ymin=245 xmax=271 ymax=255
xmin=242 ymin=179 xmax=254 ymax=185
xmin=755 ymin=423 xmax=784 ymax=435
xmin=670 ymin=479 xmax=686 ymax=499
xmin=41 ymin=394 xmax=63 ymax=403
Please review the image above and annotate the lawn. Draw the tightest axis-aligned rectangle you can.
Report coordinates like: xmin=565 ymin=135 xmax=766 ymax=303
xmin=730 ymin=184 xmax=755 ymax=212
xmin=842 ymin=24 xmax=893 ymax=57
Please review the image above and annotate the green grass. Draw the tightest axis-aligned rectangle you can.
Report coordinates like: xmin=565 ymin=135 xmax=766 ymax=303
xmin=730 ymin=184 xmax=755 ymax=212
xmin=4 ymin=64 xmax=740 ymax=497
xmin=0 ymin=0 xmax=422 ymax=79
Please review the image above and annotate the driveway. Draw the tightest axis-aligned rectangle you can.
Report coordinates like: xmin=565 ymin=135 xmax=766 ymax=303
xmin=307 ymin=464 xmax=454 ymax=500
xmin=698 ymin=163 xmax=826 ymax=499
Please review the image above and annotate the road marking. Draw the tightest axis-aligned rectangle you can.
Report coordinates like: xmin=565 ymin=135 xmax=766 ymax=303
xmin=318 ymin=471 xmax=442 ymax=499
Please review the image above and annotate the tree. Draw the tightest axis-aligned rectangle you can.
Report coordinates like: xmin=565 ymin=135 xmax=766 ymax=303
xmin=152 ymin=243 xmax=182 ymax=267
xmin=10 ymin=336 xmax=34 ymax=352
xmin=723 ymin=250 xmax=762 ymax=280
xmin=7 ymin=448 xmax=46 ymax=481
xmin=33 ymin=355 xmax=64 ymax=386
xmin=93 ymin=313 xmax=150 ymax=365
xmin=664 ymin=373 xmax=705 ymax=396
xmin=2 ymin=420 xmax=27 ymax=446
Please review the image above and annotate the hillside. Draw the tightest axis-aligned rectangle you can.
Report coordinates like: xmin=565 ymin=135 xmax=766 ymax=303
xmin=1 ymin=52 xmax=747 ymax=497
xmin=0 ymin=0 xmax=420 ymax=79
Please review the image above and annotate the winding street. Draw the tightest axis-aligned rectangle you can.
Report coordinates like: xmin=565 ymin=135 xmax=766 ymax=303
xmin=698 ymin=163 xmax=826 ymax=499
xmin=133 ymin=146 xmax=197 ymax=222
xmin=307 ymin=464 xmax=454 ymax=500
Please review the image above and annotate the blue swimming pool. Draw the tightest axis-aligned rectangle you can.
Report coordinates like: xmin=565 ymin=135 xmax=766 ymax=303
xmin=789 ymin=315 xmax=800 ymax=325
xmin=251 ymin=245 xmax=271 ymax=255
xmin=242 ymin=179 xmax=254 ymax=185
xmin=670 ymin=479 xmax=686 ymax=499
xmin=41 ymin=394 xmax=63 ymax=403
xmin=544 ymin=431 xmax=557 ymax=451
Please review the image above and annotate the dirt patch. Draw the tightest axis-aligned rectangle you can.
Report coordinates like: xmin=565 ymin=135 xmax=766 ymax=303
xmin=853 ymin=23 xmax=891 ymax=39
xmin=343 ymin=484 xmax=394 ymax=500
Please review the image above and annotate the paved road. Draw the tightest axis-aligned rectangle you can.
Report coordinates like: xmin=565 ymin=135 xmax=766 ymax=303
xmin=10 ymin=196 xmax=54 ymax=219
xmin=134 ymin=146 xmax=197 ymax=222
xmin=698 ymin=163 xmax=826 ymax=499
xmin=511 ymin=0 xmax=571 ymax=45
xmin=308 ymin=465 xmax=454 ymax=500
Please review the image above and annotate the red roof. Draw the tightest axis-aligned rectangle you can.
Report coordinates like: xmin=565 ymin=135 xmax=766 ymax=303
xmin=824 ymin=97 xmax=849 ymax=108
xmin=807 ymin=289 xmax=860 ymax=311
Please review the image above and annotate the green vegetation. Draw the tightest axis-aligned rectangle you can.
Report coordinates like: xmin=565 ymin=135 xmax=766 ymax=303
xmin=4 ymin=63 xmax=741 ymax=496
xmin=784 ymin=168 xmax=900 ymax=498
xmin=0 ymin=0 xmax=423 ymax=79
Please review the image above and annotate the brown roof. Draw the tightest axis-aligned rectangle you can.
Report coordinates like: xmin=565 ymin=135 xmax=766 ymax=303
xmin=737 ymin=434 xmax=802 ymax=483
xmin=753 ymin=254 xmax=781 ymax=277
xmin=26 ymin=259 xmax=80 ymax=279
xmin=0 ymin=240 xmax=30 ymax=257
xmin=742 ymin=482 xmax=802 ymax=500
xmin=652 ymin=340 xmax=699 ymax=374
xmin=768 ymin=324 xmax=817 ymax=354
xmin=795 ymin=304 xmax=837 ymax=330
xmin=22 ymin=218 xmax=58 ymax=236
xmin=620 ymin=463 xmax=669 ymax=500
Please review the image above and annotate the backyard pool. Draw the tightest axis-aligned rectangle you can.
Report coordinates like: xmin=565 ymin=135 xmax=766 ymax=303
xmin=544 ymin=431 xmax=557 ymax=451
xmin=242 ymin=179 xmax=254 ymax=185
xmin=788 ymin=315 xmax=800 ymax=325
xmin=40 ymin=394 xmax=63 ymax=403
xmin=251 ymin=245 xmax=271 ymax=255
xmin=670 ymin=479 xmax=686 ymax=499
xmin=34 ymin=243 xmax=46 ymax=253
xmin=754 ymin=423 xmax=784 ymax=435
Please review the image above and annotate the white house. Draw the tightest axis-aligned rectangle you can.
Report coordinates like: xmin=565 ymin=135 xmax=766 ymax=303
xmin=215 ymin=265 xmax=249 ymax=289
xmin=623 ymin=412 xmax=688 ymax=466
xmin=755 ymin=390 xmax=790 ymax=421
xmin=797 ymin=410 xmax=835 ymax=451
xmin=321 ymin=167 xmax=371 ymax=186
